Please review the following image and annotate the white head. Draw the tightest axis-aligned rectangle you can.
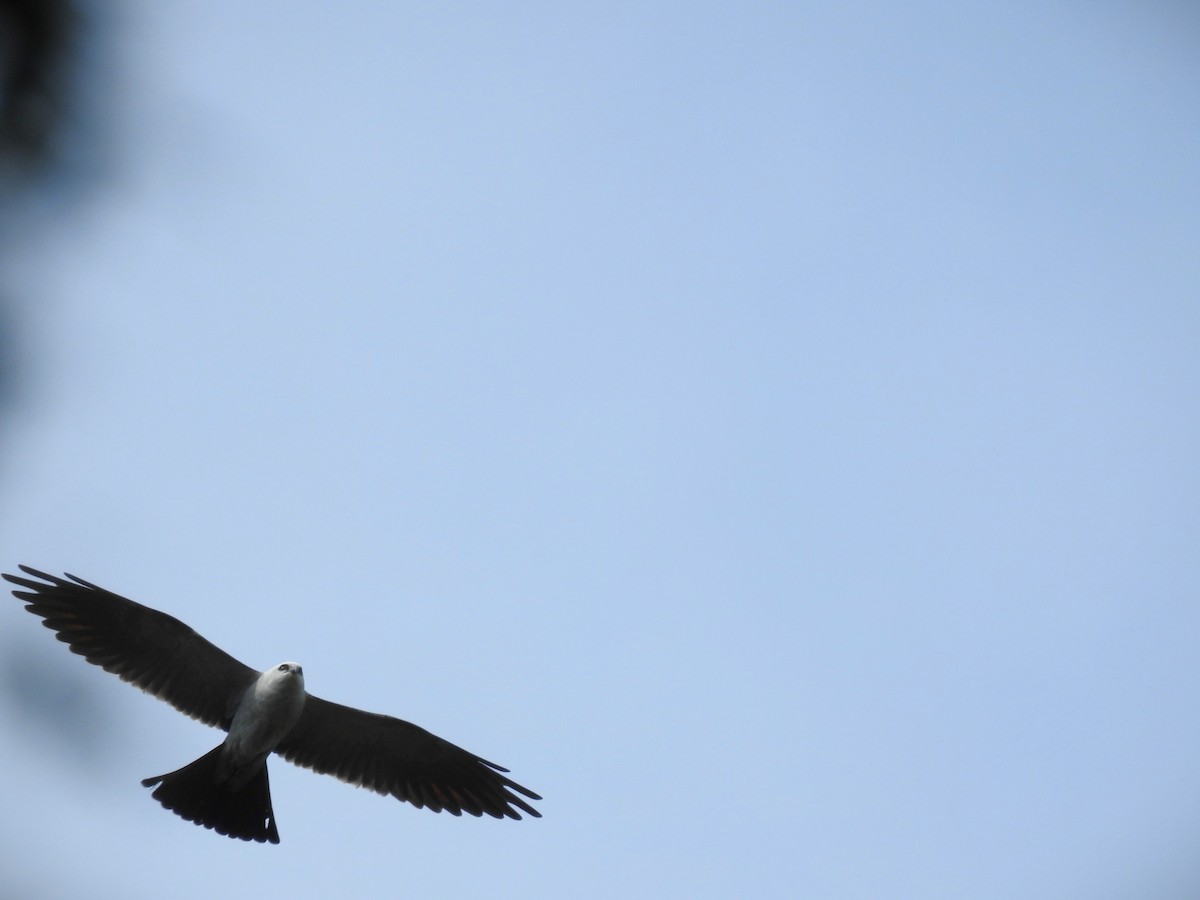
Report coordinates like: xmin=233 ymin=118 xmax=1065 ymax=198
xmin=253 ymin=662 xmax=306 ymax=702
xmin=247 ymin=661 xmax=306 ymax=713
xmin=268 ymin=661 xmax=305 ymax=686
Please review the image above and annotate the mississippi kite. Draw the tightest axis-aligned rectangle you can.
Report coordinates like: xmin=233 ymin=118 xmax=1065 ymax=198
xmin=3 ymin=565 xmax=541 ymax=843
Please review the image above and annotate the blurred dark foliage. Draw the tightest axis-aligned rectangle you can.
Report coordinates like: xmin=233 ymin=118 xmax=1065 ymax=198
xmin=0 ymin=0 xmax=105 ymax=414
xmin=0 ymin=0 xmax=78 ymax=179
xmin=1 ymin=639 xmax=112 ymax=761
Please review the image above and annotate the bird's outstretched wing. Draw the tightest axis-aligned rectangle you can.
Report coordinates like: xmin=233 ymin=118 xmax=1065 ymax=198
xmin=3 ymin=565 xmax=257 ymax=730
xmin=275 ymin=696 xmax=542 ymax=819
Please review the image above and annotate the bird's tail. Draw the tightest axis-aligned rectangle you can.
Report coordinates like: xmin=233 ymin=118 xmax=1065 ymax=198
xmin=141 ymin=745 xmax=280 ymax=843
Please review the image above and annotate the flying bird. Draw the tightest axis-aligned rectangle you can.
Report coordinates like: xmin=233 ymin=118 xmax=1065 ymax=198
xmin=3 ymin=565 xmax=541 ymax=843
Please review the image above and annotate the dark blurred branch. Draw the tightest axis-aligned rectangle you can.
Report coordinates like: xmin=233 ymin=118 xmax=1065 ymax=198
xmin=0 ymin=0 xmax=106 ymax=417
xmin=0 ymin=0 xmax=83 ymax=186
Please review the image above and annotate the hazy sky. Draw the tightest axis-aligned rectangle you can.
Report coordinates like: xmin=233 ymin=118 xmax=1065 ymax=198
xmin=2 ymin=3 xmax=1198 ymax=898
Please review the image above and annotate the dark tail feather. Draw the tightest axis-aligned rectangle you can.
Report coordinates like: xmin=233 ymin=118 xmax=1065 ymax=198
xmin=141 ymin=746 xmax=280 ymax=844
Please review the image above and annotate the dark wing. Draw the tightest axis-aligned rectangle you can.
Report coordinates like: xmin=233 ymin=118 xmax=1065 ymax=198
xmin=3 ymin=565 xmax=258 ymax=730
xmin=275 ymin=695 xmax=542 ymax=819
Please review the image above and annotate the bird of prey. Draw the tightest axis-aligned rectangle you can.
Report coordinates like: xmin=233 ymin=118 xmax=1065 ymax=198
xmin=3 ymin=565 xmax=541 ymax=844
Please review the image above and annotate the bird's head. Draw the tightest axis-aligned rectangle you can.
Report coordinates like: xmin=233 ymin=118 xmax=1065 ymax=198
xmin=266 ymin=661 xmax=305 ymax=690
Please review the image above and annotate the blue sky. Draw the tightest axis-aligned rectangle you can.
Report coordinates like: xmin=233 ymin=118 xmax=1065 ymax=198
xmin=1 ymin=3 xmax=1198 ymax=898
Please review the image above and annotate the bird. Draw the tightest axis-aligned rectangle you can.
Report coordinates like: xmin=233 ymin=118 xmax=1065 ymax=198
xmin=3 ymin=565 xmax=541 ymax=844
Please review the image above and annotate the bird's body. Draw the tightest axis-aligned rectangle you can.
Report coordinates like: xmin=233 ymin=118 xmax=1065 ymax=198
xmin=3 ymin=566 xmax=541 ymax=843
xmin=222 ymin=663 xmax=308 ymax=778
xmin=139 ymin=663 xmax=308 ymax=842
